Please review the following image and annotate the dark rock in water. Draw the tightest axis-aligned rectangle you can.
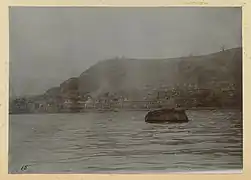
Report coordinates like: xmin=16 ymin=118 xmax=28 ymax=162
xmin=145 ymin=108 xmax=189 ymax=123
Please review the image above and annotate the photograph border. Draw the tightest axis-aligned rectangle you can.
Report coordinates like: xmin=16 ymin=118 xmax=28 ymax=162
xmin=1 ymin=0 xmax=250 ymax=179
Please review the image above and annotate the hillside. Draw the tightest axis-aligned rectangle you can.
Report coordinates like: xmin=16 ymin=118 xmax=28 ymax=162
xmin=42 ymin=47 xmax=242 ymax=107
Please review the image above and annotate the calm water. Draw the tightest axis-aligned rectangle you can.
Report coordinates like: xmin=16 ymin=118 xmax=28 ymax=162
xmin=9 ymin=110 xmax=243 ymax=174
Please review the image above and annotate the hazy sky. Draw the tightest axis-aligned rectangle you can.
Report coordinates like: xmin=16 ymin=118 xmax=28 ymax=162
xmin=9 ymin=7 xmax=242 ymax=96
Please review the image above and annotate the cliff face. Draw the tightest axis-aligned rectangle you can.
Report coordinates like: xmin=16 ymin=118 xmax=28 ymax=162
xmin=45 ymin=47 xmax=242 ymax=103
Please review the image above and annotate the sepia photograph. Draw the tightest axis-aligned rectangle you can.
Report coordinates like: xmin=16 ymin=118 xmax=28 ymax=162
xmin=8 ymin=7 xmax=243 ymax=174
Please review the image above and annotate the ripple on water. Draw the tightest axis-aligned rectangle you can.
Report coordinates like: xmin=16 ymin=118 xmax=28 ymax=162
xmin=9 ymin=110 xmax=243 ymax=173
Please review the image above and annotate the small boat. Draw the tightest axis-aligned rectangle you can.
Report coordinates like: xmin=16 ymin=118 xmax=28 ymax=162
xmin=145 ymin=108 xmax=189 ymax=123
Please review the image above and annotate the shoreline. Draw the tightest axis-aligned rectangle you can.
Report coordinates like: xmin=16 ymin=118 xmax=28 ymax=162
xmin=9 ymin=107 xmax=242 ymax=115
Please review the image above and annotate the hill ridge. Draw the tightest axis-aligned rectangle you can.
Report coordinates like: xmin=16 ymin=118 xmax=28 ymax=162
xmin=40 ymin=47 xmax=242 ymax=104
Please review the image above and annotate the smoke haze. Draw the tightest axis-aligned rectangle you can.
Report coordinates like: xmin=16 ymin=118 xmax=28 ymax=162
xmin=9 ymin=7 xmax=242 ymax=96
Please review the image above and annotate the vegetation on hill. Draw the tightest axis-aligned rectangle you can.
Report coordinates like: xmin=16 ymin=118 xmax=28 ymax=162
xmin=10 ymin=47 xmax=242 ymax=113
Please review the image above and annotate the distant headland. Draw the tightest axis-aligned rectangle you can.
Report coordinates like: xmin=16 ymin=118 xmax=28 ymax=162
xmin=9 ymin=47 xmax=242 ymax=114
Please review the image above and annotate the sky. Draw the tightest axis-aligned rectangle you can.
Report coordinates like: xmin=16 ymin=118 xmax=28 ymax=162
xmin=9 ymin=7 xmax=242 ymax=97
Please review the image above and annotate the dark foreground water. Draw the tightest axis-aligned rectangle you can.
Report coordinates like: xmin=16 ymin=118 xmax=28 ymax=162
xmin=9 ymin=110 xmax=243 ymax=174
